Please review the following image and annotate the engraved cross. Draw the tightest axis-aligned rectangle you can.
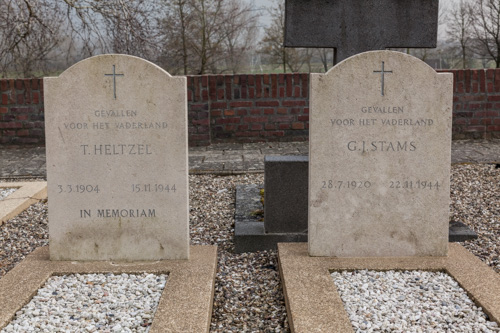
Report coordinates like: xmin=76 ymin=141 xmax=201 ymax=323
xmin=373 ymin=61 xmax=392 ymax=96
xmin=104 ymin=65 xmax=124 ymax=100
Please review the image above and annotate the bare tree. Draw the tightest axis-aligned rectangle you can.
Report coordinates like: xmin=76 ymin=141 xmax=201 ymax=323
xmin=161 ymin=0 xmax=258 ymax=74
xmin=447 ymin=0 xmax=473 ymax=68
xmin=260 ymin=0 xmax=312 ymax=73
xmin=470 ymin=0 xmax=500 ymax=67
xmin=219 ymin=0 xmax=258 ymax=74
xmin=0 ymin=0 xmax=65 ymax=77
xmin=0 ymin=0 xmax=165 ymax=77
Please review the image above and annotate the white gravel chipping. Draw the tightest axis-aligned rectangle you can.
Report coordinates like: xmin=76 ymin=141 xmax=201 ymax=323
xmin=1 ymin=273 xmax=167 ymax=333
xmin=0 ymin=188 xmax=16 ymax=200
xmin=331 ymin=270 xmax=499 ymax=333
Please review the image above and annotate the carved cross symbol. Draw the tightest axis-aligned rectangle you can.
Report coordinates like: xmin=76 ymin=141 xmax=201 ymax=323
xmin=373 ymin=61 xmax=392 ymax=96
xmin=104 ymin=65 xmax=124 ymax=100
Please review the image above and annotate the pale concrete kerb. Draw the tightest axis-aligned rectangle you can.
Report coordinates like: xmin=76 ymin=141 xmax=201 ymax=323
xmin=278 ymin=243 xmax=500 ymax=333
xmin=0 ymin=181 xmax=47 ymax=225
xmin=0 ymin=245 xmax=217 ymax=332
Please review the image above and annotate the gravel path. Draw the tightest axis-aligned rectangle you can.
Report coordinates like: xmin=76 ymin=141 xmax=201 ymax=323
xmin=1 ymin=273 xmax=167 ymax=333
xmin=0 ymin=164 xmax=498 ymax=331
xmin=332 ymin=270 xmax=499 ymax=332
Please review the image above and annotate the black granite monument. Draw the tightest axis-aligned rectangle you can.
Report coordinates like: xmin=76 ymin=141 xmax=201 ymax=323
xmin=285 ymin=0 xmax=439 ymax=63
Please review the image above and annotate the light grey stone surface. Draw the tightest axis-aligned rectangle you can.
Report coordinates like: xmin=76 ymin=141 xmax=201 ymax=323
xmin=309 ymin=51 xmax=453 ymax=257
xmin=44 ymin=54 xmax=189 ymax=260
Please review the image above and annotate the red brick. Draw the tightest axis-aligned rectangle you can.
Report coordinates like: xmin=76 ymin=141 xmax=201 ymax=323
xmin=216 ymin=118 xmax=240 ymax=124
xmin=0 ymin=80 xmax=8 ymax=91
xmin=249 ymin=88 xmax=255 ymax=99
xmin=248 ymin=75 xmax=255 ymax=86
xmin=235 ymin=131 xmax=260 ymax=137
xmin=286 ymin=75 xmax=293 ymax=97
xmin=224 ymin=110 xmax=235 ymax=116
xmin=263 ymin=74 xmax=269 ymax=85
xmin=211 ymin=110 xmax=222 ymax=117
xmin=290 ymin=108 xmax=301 ymax=114
xmin=0 ymin=107 xmax=7 ymax=114
xmin=251 ymin=123 xmax=263 ymax=131
xmin=15 ymin=79 xmax=24 ymax=90
xmin=33 ymin=92 xmax=40 ymax=104
xmin=292 ymin=122 xmax=305 ymax=130
xmin=16 ymin=94 xmax=24 ymax=104
xmin=243 ymin=116 xmax=267 ymax=123
xmin=279 ymin=124 xmax=291 ymax=130
xmin=230 ymin=101 xmax=252 ymax=108
xmin=487 ymin=95 xmax=500 ymax=101
xmin=279 ymin=87 xmax=285 ymax=98
xmin=238 ymin=124 xmax=249 ymax=131
xmin=250 ymin=109 xmax=261 ymax=115
xmin=225 ymin=124 xmax=237 ymax=131
xmin=211 ymin=102 xmax=227 ymax=109
xmin=256 ymin=101 xmax=279 ymax=107
xmin=294 ymin=86 xmax=301 ymax=97
xmin=217 ymin=89 xmax=224 ymax=100
xmin=282 ymin=100 xmax=306 ymax=107
xmin=192 ymin=118 xmax=209 ymax=126
xmin=481 ymin=119 xmax=492 ymax=125
xmin=202 ymin=76 xmax=208 ymax=87
xmin=277 ymin=108 xmax=287 ymax=114
xmin=16 ymin=115 xmax=28 ymax=121
xmin=486 ymin=69 xmax=495 ymax=80
xmin=0 ymin=122 xmax=22 ymax=129
xmin=454 ymin=118 xmax=467 ymax=125
xmin=264 ymin=108 xmax=275 ymax=115
xmin=487 ymin=125 xmax=500 ymax=131
xmin=467 ymin=125 xmax=486 ymax=131
xmin=275 ymin=116 xmax=294 ymax=122
xmin=494 ymin=119 xmax=500 ymax=125
xmin=260 ymin=131 xmax=284 ymax=137
xmin=1 ymin=94 xmax=8 ymax=105
xmin=202 ymin=90 xmax=208 ymax=101
xmin=17 ymin=129 xmax=29 ymax=136
xmin=265 ymin=123 xmax=276 ymax=130
xmin=298 ymin=115 xmax=309 ymax=121
xmin=237 ymin=109 xmax=248 ymax=116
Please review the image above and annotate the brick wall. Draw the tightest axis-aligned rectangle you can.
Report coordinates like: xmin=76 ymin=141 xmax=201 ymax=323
xmin=441 ymin=69 xmax=500 ymax=140
xmin=1 ymin=70 xmax=499 ymax=147
xmin=0 ymin=79 xmax=44 ymax=145
xmin=187 ymin=74 xmax=309 ymax=146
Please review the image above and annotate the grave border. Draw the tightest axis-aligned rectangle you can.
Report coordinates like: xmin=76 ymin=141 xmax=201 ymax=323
xmin=0 ymin=245 xmax=217 ymax=332
xmin=278 ymin=242 xmax=500 ymax=333
xmin=0 ymin=181 xmax=47 ymax=225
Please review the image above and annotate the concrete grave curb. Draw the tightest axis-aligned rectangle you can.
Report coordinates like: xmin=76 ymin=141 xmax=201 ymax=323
xmin=0 ymin=245 xmax=217 ymax=332
xmin=0 ymin=182 xmax=47 ymax=225
xmin=278 ymin=243 xmax=500 ymax=333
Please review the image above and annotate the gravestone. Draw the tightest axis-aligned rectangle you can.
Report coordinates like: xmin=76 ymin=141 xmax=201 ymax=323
xmin=285 ymin=0 xmax=438 ymax=62
xmin=309 ymin=50 xmax=453 ymax=257
xmin=45 ymin=54 xmax=189 ymax=261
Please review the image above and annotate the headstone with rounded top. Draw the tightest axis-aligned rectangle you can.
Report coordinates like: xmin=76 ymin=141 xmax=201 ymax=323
xmin=45 ymin=54 xmax=189 ymax=261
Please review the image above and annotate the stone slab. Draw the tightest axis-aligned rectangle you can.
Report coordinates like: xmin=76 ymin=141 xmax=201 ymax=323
xmin=234 ymin=221 xmax=307 ymax=253
xmin=0 ymin=245 xmax=217 ymax=332
xmin=265 ymin=156 xmax=308 ymax=233
xmin=309 ymin=51 xmax=453 ymax=257
xmin=44 ymin=54 xmax=189 ymax=261
xmin=234 ymin=183 xmax=477 ymax=252
xmin=285 ymin=0 xmax=438 ymax=62
xmin=278 ymin=242 xmax=500 ymax=333
xmin=0 ymin=182 xmax=47 ymax=225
